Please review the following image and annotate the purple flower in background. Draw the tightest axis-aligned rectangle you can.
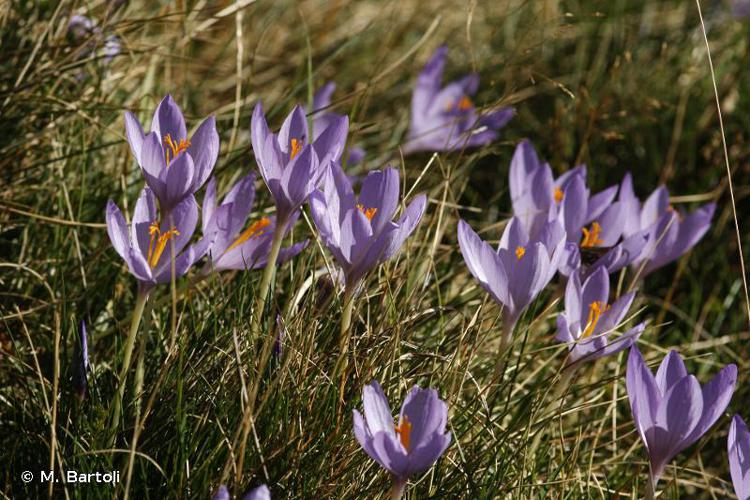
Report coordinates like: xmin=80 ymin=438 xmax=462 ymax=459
xmin=310 ymin=163 xmax=426 ymax=291
xmin=353 ymin=381 xmax=451 ymax=490
xmin=125 ymin=95 xmax=219 ymax=211
xmin=457 ymin=217 xmax=565 ymax=338
xmin=106 ymin=188 xmax=211 ymax=289
xmin=729 ymin=414 xmax=750 ymax=500
xmin=626 ymin=346 xmax=736 ymax=487
xmin=212 ymin=484 xmax=270 ymax=500
xmin=619 ymin=173 xmax=715 ymax=276
xmin=251 ymin=102 xmax=348 ymax=227
xmin=309 ymin=82 xmax=365 ymax=165
xmin=73 ymin=320 xmax=90 ymax=401
xmin=733 ymin=0 xmax=750 ymax=18
xmin=199 ymin=174 xmax=307 ymax=274
xmin=403 ymin=46 xmax=514 ymax=154
xmin=555 ymin=267 xmax=643 ymax=365
xmin=68 ymin=14 xmax=96 ymax=41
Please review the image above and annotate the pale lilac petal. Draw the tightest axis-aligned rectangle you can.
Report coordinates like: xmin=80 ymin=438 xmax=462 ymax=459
xmin=187 ymin=115 xmax=219 ymax=192
xmin=150 ymin=94 xmax=187 ymax=144
xmin=655 ymin=350 xmax=688 ymax=395
xmin=362 ymin=381 xmax=396 ymax=438
xmin=124 ymin=111 xmax=145 ymax=162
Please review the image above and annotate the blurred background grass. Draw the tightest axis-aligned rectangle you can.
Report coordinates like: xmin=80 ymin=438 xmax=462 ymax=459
xmin=1 ymin=0 xmax=750 ymax=497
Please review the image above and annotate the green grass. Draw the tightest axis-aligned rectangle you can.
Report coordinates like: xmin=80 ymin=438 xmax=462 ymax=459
xmin=2 ymin=0 xmax=750 ymax=498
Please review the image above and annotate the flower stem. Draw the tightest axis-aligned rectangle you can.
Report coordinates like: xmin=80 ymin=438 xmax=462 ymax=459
xmin=251 ymin=220 xmax=287 ymax=338
xmin=389 ymin=478 xmax=406 ymax=500
xmin=235 ymin=223 xmax=287 ymax=481
xmin=334 ymin=288 xmax=355 ymax=395
xmin=109 ymin=286 xmax=150 ymax=443
xmin=493 ymin=318 xmax=516 ymax=380
xmin=645 ymin=475 xmax=656 ymax=500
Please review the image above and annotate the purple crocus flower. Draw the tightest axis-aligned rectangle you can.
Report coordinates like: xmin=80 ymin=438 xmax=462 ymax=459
xmin=212 ymin=484 xmax=270 ymax=500
xmin=105 ymin=188 xmax=211 ymax=289
xmin=403 ymin=46 xmax=514 ymax=154
xmin=353 ymin=381 xmax=451 ymax=492
xmin=309 ymin=163 xmax=426 ymax=292
xmin=251 ymin=102 xmax=348 ymax=228
xmin=125 ymin=95 xmax=219 ymax=211
xmin=729 ymin=414 xmax=750 ymax=500
xmin=199 ymin=174 xmax=307 ymax=274
xmin=626 ymin=346 xmax=736 ymax=488
xmin=309 ymin=82 xmax=365 ymax=165
xmin=73 ymin=320 xmax=90 ymax=401
xmin=555 ymin=267 xmax=644 ymax=365
xmin=457 ymin=216 xmax=565 ymax=339
xmin=509 ymin=141 xmax=648 ymax=276
xmin=619 ymin=173 xmax=715 ymax=276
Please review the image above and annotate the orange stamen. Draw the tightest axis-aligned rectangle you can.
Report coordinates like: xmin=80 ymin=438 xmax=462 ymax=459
xmin=226 ymin=217 xmax=272 ymax=252
xmin=554 ymin=186 xmax=564 ymax=204
xmin=444 ymin=95 xmax=474 ymax=112
xmin=515 ymin=246 xmax=526 ymax=260
xmin=581 ymin=301 xmax=610 ymax=338
xmin=147 ymin=226 xmax=180 ymax=268
xmin=163 ymin=134 xmax=191 ymax=165
xmin=290 ymin=138 xmax=303 ymax=160
xmin=356 ymin=204 xmax=378 ymax=221
xmin=580 ymin=222 xmax=604 ymax=248
xmin=394 ymin=415 xmax=412 ymax=452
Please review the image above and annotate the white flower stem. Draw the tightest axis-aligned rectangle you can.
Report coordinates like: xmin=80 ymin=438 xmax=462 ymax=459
xmin=389 ymin=478 xmax=406 ymax=500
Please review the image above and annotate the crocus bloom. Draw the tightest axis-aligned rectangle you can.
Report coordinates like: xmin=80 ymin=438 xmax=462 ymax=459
xmin=73 ymin=320 xmax=89 ymax=401
xmin=106 ymin=188 xmax=211 ymax=289
xmin=353 ymin=381 xmax=451 ymax=487
xmin=310 ymin=163 xmax=426 ymax=291
xmin=619 ymin=173 xmax=715 ymax=275
xmin=556 ymin=267 xmax=643 ymax=365
xmin=125 ymin=95 xmax=219 ymax=211
xmin=626 ymin=346 xmax=736 ymax=486
xmin=309 ymin=82 xmax=365 ymax=165
xmin=509 ymin=141 xmax=648 ymax=276
xmin=729 ymin=414 xmax=750 ymax=500
xmin=251 ymin=102 xmax=348 ymax=227
xmin=403 ymin=46 xmax=514 ymax=154
xmin=212 ymin=484 xmax=271 ymax=500
xmin=457 ymin=217 xmax=565 ymax=337
xmin=200 ymin=174 xmax=307 ymax=274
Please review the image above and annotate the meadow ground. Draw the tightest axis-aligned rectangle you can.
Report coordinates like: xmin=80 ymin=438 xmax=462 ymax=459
xmin=2 ymin=0 xmax=750 ymax=498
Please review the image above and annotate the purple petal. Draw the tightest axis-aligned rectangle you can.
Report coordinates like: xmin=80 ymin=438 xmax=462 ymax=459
xmin=400 ymin=386 xmax=448 ymax=450
xmin=627 ymin=346 xmax=661 ymax=449
xmin=124 ymin=111 xmax=145 ymax=163
xmin=685 ymin=363 xmax=736 ymax=447
xmin=164 ymin=152 xmax=195 ymax=208
xmin=383 ymin=194 xmax=426 ymax=260
xmin=150 ymin=94 xmax=187 ymax=145
xmin=212 ymin=485 xmax=230 ymax=500
xmin=241 ymin=485 xmax=271 ymax=500
xmin=106 ymin=200 xmax=131 ymax=262
xmin=729 ymin=415 xmax=750 ymax=500
xmin=358 ymin=167 xmax=400 ymax=234
xmin=187 ymin=115 xmax=219 ymax=192
xmin=278 ymin=105 xmax=308 ymax=157
xmin=655 ymin=350 xmax=688 ymax=395
xmin=363 ymin=381 xmax=396 ymax=437
xmin=313 ymin=114 xmax=349 ymax=165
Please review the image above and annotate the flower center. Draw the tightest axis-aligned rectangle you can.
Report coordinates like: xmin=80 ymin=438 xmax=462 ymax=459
xmin=580 ymin=221 xmax=604 ymax=248
xmin=146 ymin=222 xmax=180 ymax=268
xmin=445 ymin=95 xmax=473 ymax=112
xmin=290 ymin=138 xmax=303 ymax=160
xmin=163 ymin=134 xmax=191 ymax=165
xmin=226 ymin=217 xmax=271 ymax=252
xmin=394 ymin=415 xmax=412 ymax=452
xmin=515 ymin=246 xmax=526 ymax=260
xmin=554 ymin=186 xmax=564 ymax=203
xmin=356 ymin=204 xmax=378 ymax=221
xmin=581 ymin=300 xmax=610 ymax=338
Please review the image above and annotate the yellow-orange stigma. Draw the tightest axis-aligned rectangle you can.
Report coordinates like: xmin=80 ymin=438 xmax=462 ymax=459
xmin=146 ymin=225 xmax=180 ymax=268
xmin=445 ymin=95 xmax=473 ymax=112
xmin=290 ymin=138 xmax=303 ymax=160
xmin=580 ymin=222 xmax=604 ymax=248
xmin=395 ymin=415 xmax=412 ymax=452
xmin=581 ymin=301 xmax=610 ymax=338
xmin=226 ymin=217 xmax=272 ymax=252
xmin=515 ymin=246 xmax=526 ymax=260
xmin=356 ymin=204 xmax=378 ymax=221
xmin=164 ymin=134 xmax=191 ymax=165
xmin=554 ymin=186 xmax=564 ymax=204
